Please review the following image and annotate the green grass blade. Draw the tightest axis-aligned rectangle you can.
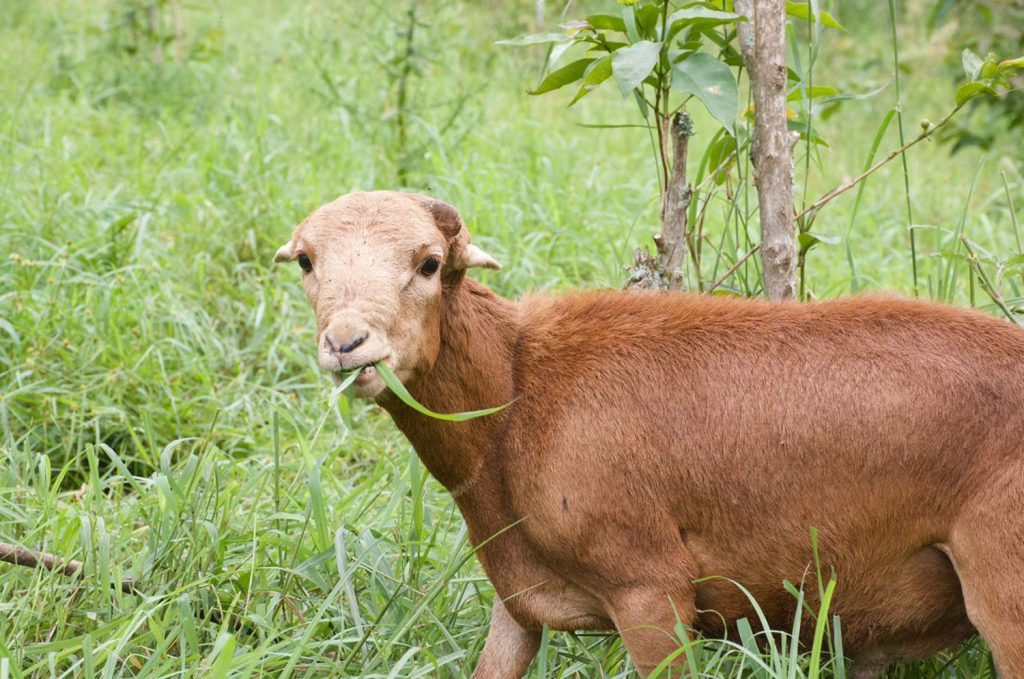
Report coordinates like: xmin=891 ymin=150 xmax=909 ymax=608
xmin=375 ymin=362 xmax=511 ymax=421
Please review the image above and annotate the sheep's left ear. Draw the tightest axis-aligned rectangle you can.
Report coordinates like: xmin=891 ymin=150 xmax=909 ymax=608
xmin=414 ymin=196 xmax=503 ymax=272
xmin=454 ymin=243 xmax=502 ymax=271
xmin=273 ymin=241 xmax=295 ymax=263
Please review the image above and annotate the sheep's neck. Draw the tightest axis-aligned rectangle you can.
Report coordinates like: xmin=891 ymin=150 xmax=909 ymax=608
xmin=380 ymin=278 xmax=517 ymax=496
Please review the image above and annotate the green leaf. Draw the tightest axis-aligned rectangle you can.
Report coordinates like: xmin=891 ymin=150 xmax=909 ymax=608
xmin=612 ymin=40 xmax=661 ymax=97
xmin=788 ymin=118 xmax=829 ymax=146
xmin=706 ymin=132 xmax=737 ymax=184
xmin=376 ymin=362 xmax=512 ymax=421
xmin=206 ymin=633 xmax=236 ymax=679
xmin=570 ymin=54 xmax=613 ymax=105
xmin=671 ymin=53 xmax=738 ymax=131
xmin=980 ymin=57 xmax=1000 ymax=79
xmin=799 ymin=231 xmax=842 ymax=253
xmin=331 ymin=367 xmax=363 ymax=429
xmin=529 ymin=58 xmax=594 ymax=95
xmin=635 ymin=4 xmax=661 ymax=39
xmin=955 ymin=81 xmax=997 ymax=106
xmin=999 ymin=57 xmax=1024 ymax=71
xmin=962 ymin=48 xmax=983 ymax=80
xmin=586 ymin=14 xmax=627 ymax=32
xmin=496 ymin=32 xmax=570 ymax=47
xmin=668 ymin=7 xmax=740 ymax=29
xmin=785 ymin=2 xmax=845 ymax=30
xmin=622 ymin=5 xmax=641 ymax=44
xmin=786 ymin=85 xmax=839 ymax=102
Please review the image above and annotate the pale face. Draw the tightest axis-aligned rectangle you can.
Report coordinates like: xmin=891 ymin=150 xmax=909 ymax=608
xmin=274 ymin=191 xmax=500 ymax=399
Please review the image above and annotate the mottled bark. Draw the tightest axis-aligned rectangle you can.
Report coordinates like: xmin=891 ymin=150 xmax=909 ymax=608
xmin=736 ymin=0 xmax=796 ymax=301
xmin=627 ymin=112 xmax=693 ymax=291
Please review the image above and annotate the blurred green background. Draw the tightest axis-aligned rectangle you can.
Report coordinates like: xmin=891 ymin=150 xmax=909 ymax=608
xmin=0 ymin=0 xmax=1020 ymax=676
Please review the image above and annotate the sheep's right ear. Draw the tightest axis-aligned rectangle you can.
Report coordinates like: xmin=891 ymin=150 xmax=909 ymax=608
xmin=273 ymin=241 xmax=295 ymax=264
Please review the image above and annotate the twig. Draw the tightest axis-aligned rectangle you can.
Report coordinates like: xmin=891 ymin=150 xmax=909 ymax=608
xmin=0 ymin=541 xmax=141 ymax=595
xmin=707 ymin=243 xmax=762 ymax=293
xmin=796 ymin=104 xmax=964 ymax=224
xmin=960 ymin=237 xmax=1021 ymax=325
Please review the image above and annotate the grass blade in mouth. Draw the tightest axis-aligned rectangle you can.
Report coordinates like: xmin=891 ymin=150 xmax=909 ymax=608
xmin=331 ymin=368 xmax=363 ymax=428
xmin=375 ymin=362 xmax=512 ymax=421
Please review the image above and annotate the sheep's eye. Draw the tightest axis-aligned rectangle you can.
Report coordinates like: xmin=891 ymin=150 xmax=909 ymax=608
xmin=418 ymin=257 xmax=441 ymax=277
xmin=297 ymin=254 xmax=312 ymax=273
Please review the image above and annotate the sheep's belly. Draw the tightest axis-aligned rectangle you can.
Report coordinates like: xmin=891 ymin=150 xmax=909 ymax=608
xmin=689 ymin=542 xmax=974 ymax=659
xmin=498 ymin=575 xmax=614 ymax=632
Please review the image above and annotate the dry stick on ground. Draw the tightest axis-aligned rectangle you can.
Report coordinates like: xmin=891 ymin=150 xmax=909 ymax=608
xmin=0 ymin=541 xmax=140 ymax=595
xmin=736 ymin=0 xmax=797 ymax=301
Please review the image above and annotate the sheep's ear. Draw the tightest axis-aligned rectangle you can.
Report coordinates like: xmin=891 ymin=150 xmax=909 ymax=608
xmin=273 ymin=241 xmax=295 ymax=264
xmin=455 ymin=243 xmax=502 ymax=271
xmin=414 ymin=196 xmax=503 ymax=272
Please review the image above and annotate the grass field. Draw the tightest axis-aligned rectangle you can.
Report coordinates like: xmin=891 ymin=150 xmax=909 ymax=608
xmin=1 ymin=0 xmax=1021 ymax=676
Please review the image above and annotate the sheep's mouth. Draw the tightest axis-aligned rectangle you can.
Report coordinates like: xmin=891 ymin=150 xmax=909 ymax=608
xmin=351 ymin=363 xmax=376 ymax=383
xmin=336 ymin=359 xmax=386 ymax=387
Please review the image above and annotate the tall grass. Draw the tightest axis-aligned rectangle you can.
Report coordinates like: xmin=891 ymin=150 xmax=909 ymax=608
xmin=0 ymin=0 xmax=1020 ymax=676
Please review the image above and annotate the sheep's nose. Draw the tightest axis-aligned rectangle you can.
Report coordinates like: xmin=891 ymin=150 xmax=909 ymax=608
xmin=325 ymin=331 xmax=367 ymax=355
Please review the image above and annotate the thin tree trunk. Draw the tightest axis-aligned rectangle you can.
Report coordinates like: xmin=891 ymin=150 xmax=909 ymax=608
xmin=655 ymin=112 xmax=693 ymax=288
xmin=736 ymin=0 xmax=796 ymax=301
xmin=627 ymin=112 xmax=693 ymax=291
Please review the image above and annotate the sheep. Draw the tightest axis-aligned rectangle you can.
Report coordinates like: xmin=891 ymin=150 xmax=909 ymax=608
xmin=273 ymin=190 xmax=1024 ymax=678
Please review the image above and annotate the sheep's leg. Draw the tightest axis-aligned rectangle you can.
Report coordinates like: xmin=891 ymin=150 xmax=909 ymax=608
xmin=944 ymin=468 xmax=1024 ymax=677
xmin=607 ymin=585 xmax=695 ymax=678
xmin=847 ymin=659 xmax=887 ymax=679
xmin=471 ymin=598 xmax=541 ymax=679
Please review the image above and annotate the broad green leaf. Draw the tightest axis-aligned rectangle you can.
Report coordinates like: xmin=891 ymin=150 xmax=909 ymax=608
xmin=999 ymin=57 xmax=1024 ymax=71
xmin=705 ymin=131 xmax=737 ymax=185
xmin=635 ymin=4 xmax=661 ymax=39
xmin=496 ymin=32 xmax=570 ymax=47
xmin=529 ymin=58 xmax=594 ymax=95
xmin=671 ymin=53 xmax=738 ymax=131
xmin=622 ymin=5 xmax=640 ymax=43
xmin=570 ymin=54 xmax=613 ymax=105
xmin=786 ymin=85 xmax=839 ymax=102
xmin=376 ymin=362 xmax=512 ymax=421
xmin=785 ymin=2 xmax=844 ymax=30
xmin=612 ymin=40 xmax=661 ymax=96
xmin=668 ymin=7 xmax=740 ymax=29
xmin=955 ymin=81 xmax=997 ymax=106
xmin=962 ymin=49 xmax=983 ymax=80
xmin=586 ymin=14 xmax=627 ymax=32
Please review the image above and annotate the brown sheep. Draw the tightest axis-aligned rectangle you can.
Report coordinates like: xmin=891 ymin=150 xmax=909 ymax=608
xmin=273 ymin=190 xmax=1024 ymax=678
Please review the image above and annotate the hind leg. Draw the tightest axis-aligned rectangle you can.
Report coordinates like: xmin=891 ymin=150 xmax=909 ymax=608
xmin=945 ymin=468 xmax=1024 ymax=676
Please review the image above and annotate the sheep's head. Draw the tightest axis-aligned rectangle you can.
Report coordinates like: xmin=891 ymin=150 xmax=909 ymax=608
xmin=273 ymin=191 xmax=501 ymax=399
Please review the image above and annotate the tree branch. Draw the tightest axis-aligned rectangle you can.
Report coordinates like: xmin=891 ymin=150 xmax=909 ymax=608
xmin=0 ymin=541 xmax=140 ymax=595
xmin=796 ymin=104 xmax=964 ymax=224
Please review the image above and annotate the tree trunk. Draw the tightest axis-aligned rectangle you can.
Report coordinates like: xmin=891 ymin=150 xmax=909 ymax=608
xmin=736 ymin=0 xmax=796 ymax=301
xmin=626 ymin=112 xmax=693 ymax=291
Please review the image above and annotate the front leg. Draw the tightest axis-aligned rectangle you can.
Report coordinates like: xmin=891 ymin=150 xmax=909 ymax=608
xmin=471 ymin=598 xmax=541 ymax=679
xmin=608 ymin=585 xmax=696 ymax=678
